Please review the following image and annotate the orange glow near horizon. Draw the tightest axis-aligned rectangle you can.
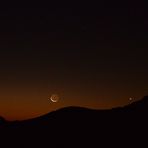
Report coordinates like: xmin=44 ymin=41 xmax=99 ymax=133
xmin=0 ymin=86 xmax=142 ymax=121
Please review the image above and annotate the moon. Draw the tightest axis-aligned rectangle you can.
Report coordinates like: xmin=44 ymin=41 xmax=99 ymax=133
xmin=50 ymin=94 xmax=59 ymax=103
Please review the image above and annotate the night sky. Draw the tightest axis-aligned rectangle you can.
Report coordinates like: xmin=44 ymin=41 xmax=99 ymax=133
xmin=0 ymin=2 xmax=147 ymax=120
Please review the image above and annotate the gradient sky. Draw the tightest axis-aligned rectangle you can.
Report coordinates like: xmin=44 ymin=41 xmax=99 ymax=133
xmin=0 ymin=2 xmax=147 ymax=120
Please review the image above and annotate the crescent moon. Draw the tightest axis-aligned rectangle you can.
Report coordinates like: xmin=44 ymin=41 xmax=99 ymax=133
xmin=50 ymin=94 xmax=59 ymax=103
xmin=50 ymin=97 xmax=58 ymax=102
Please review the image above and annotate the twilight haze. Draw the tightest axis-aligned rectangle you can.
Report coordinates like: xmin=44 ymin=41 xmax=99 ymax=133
xmin=0 ymin=2 xmax=147 ymax=120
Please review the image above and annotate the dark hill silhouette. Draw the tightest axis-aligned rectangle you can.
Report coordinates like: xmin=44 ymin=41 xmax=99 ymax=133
xmin=0 ymin=116 xmax=6 ymax=125
xmin=0 ymin=96 xmax=148 ymax=147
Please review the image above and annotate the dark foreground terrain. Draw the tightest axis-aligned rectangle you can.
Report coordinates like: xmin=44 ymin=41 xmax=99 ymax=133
xmin=0 ymin=96 xmax=148 ymax=147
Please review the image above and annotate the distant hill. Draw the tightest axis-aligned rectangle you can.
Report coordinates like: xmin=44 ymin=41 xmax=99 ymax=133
xmin=0 ymin=116 xmax=6 ymax=124
xmin=0 ymin=96 xmax=147 ymax=148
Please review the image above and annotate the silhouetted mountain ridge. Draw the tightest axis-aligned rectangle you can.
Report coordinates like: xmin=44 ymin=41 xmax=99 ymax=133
xmin=0 ymin=96 xmax=148 ymax=122
xmin=126 ymin=95 xmax=148 ymax=109
xmin=0 ymin=96 xmax=147 ymax=147
xmin=34 ymin=95 xmax=148 ymax=120
xmin=0 ymin=116 xmax=6 ymax=124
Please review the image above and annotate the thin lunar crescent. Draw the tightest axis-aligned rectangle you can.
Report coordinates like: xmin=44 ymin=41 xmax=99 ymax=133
xmin=50 ymin=94 xmax=59 ymax=102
